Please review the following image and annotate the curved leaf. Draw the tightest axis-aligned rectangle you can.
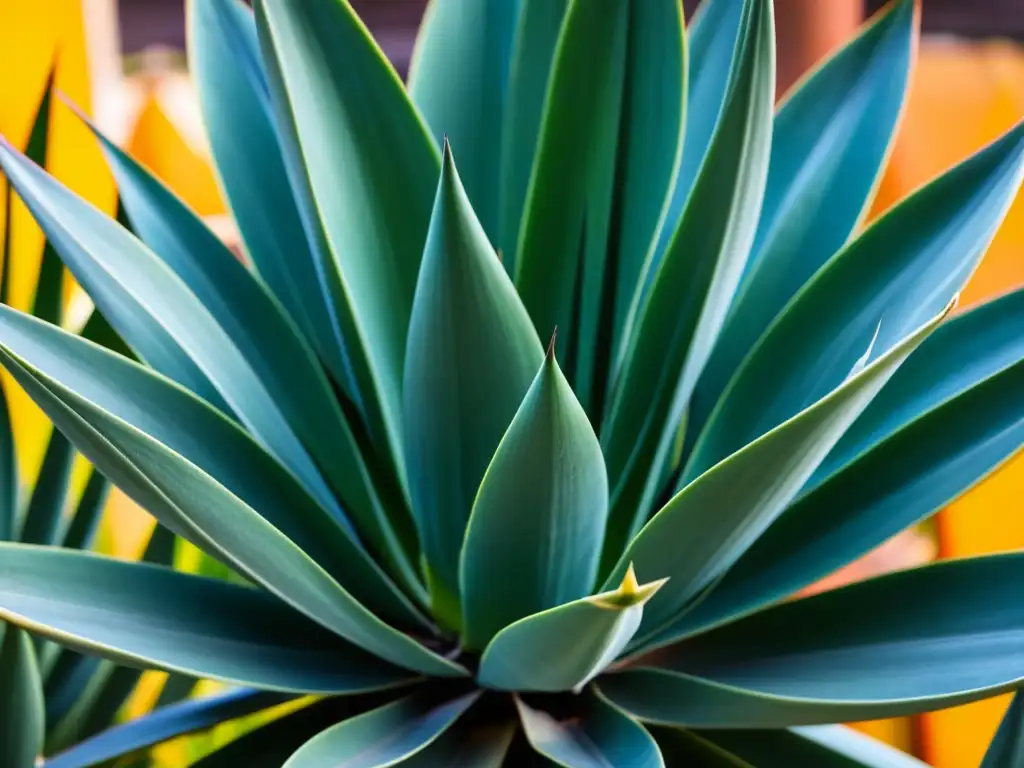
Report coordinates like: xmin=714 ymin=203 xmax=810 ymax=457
xmin=188 ymin=0 xmax=354 ymax=392
xmin=59 ymin=468 xmax=109 ymax=551
xmin=460 ymin=345 xmax=608 ymax=650
xmin=44 ymin=688 xmax=288 ymax=768
xmin=983 ymin=691 xmax=1024 ymax=768
xmin=478 ymin=566 xmax=666 ymax=693
xmin=659 ymin=346 xmax=1024 ymax=643
xmin=701 ymin=725 xmax=929 ymax=767
xmin=516 ymin=692 xmax=663 ymax=768
xmin=410 ymin=0 xmax=522 ymax=241
xmin=190 ymin=695 xmax=404 ymax=768
xmin=607 ymin=300 xmax=951 ymax=641
xmin=283 ymin=690 xmax=480 ymax=768
xmin=0 ymin=342 xmax=464 ymax=678
xmin=0 ymin=137 xmax=340 ymax=512
xmin=603 ymin=554 xmax=1024 ymax=726
xmin=0 ymin=544 xmax=413 ymax=693
xmin=689 ymin=0 xmax=917 ymax=449
xmin=254 ymin=0 xmax=440 ymax=489
xmin=82 ymin=108 xmax=421 ymax=601
xmin=404 ymin=142 xmax=543 ymax=628
xmin=0 ymin=379 xmax=15 ymax=542
xmin=0 ymin=304 xmax=427 ymax=632
xmin=0 ymin=626 xmax=43 ymax=768
xmin=647 ymin=0 xmax=744 ymax=278
xmin=686 ymin=119 xmax=1024 ymax=480
xmin=601 ymin=0 xmax=774 ymax=548
xmin=813 ymin=282 xmax=1024 ymax=487
xmin=498 ymin=0 xmax=570 ymax=271
xmin=397 ymin=718 xmax=516 ymax=767
xmin=18 ymin=429 xmax=73 ymax=545
xmin=648 ymin=727 xmax=752 ymax=767
xmin=514 ymin=0 xmax=686 ymax=415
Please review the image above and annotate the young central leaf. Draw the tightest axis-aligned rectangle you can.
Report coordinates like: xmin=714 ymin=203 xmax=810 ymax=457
xmin=404 ymin=141 xmax=543 ymax=631
xmin=460 ymin=340 xmax=609 ymax=650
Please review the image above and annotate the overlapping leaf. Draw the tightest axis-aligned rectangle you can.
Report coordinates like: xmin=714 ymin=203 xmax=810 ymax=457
xmin=686 ymin=119 xmax=1024 ymax=481
xmin=461 ymin=346 xmax=607 ymax=650
xmin=687 ymin=0 xmax=917 ymax=451
xmin=404 ymin=143 xmax=542 ymax=628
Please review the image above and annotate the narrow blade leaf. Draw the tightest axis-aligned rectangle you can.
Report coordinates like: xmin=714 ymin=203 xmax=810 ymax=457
xmin=188 ymin=0 xmax=355 ymax=392
xmin=688 ymin=0 xmax=918 ymax=450
xmin=0 ymin=626 xmax=44 ymax=768
xmin=44 ymin=688 xmax=288 ymax=768
xmin=0 ymin=544 xmax=412 ymax=693
xmin=283 ymin=691 xmax=481 ymax=768
xmin=608 ymin=300 xmax=952 ymax=640
xmin=700 ymin=725 xmax=930 ymax=767
xmin=601 ymin=0 xmax=774 ymax=548
xmin=461 ymin=346 xmax=608 ymax=650
xmin=404 ymin=142 xmax=543 ymax=628
xmin=254 ymin=0 xmax=440 ymax=488
xmin=983 ymin=692 xmax=1024 ymax=768
xmin=516 ymin=692 xmax=663 ymax=768
xmin=686 ymin=120 xmax=1024 ymax=480
xmin=603 ymin=554 xmax=1024 ymax=726
xmin=410 ymin=0 xmax=522 ymax=241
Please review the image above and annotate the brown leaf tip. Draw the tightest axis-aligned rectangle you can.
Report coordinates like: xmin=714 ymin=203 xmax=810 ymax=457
xmin=547 ymin=327 xmax=558 ymax=360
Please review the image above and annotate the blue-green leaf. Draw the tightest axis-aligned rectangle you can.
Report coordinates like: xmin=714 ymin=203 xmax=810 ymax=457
xmin=983 ymin=691 xmax=1024 ymax=768
xmin=685 ymin=119 xmax=1024 ymax=481
xmin=688 ymin=0 xmax=917 ymax=450
xmin=0 ymin=379 xmax=17 ymax=542
xmin=478 ymin=566 xmax=666 ymax=693
xmin=44 ymin=688 xmax=288 ymax=768
xmin=0 ymin=304 xmax=428 ymax=634
xmin=649 ymin=727 xmax=752 ymax=767
xmin=498 ymin=0 xmax=570 ymax=271
xmin=189 ymin=695 xmax=405 ymax=768
xmin=81 ymin=110 xmax=421 ymax=600
xmin=516 ymin=692 xmax=663 ymax=768
xmin=23 ymin=66 xmax=65 ymax=329
xmin=410 ymin=0 xmax=522 ymax=242
xmin=397 ymin=718 xmax=516 ymax=767
xmin=188 ymin=0 xmax=354 ymax=393
xmin=18 ymin=429 xmax=74 ymax=545
xmin=0 ymin=544 xmax=413 ymax=693
xmin=813 ymin=283 xmax=1024 ymax=488
xmin=648 ymin=0 xmax=744 ymax=277
xmin=514 ymin=0 xmax=686 ymax=414
xmin=606 ymin=301 xmax=950 ymax=641
xmin=658 ymin=332 xmax=1024 ymax=644
xmin=0 ymin=626 xmax=43 ymax=768
xmin=0 ymin=137 xmax=344 ymax=513
xmin=601 ymin=553 xmax=1024 ymax=727
xmin=59 ymin=468 xmax=109 ymax=551
xmin=701 ymin=725 xmax=930 ymax=767
xmin=43 ymin=648 xmax=102 ymax=725
xmin=600 ymin=0 xmax=774 ymax=549
xmin=284 ymin=691 xmax=481 ymax=768
xmin=460 ymin=345 xmax=608 ymax=650
xmin=254 ymin=0 xmax=440 ymax=490
xmin=404 ymin=142 xmax=543 ymax=630
xmin=0 ymin=356 xmax=463 ymax=679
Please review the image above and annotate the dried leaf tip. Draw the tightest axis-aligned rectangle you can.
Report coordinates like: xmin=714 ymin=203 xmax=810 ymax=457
xmin=546 ymin=327 xmax=558 ymax=360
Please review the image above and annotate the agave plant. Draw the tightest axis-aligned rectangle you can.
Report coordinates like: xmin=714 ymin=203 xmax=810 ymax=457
xmin=0 ymin=83 xmax=206 ymax=766
xmin=1 ymin=0 xmax=1024 ymax=765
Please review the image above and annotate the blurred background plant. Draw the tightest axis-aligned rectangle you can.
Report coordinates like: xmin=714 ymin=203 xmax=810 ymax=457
xmin=0 ymin=0 xmax=1021 ymax=765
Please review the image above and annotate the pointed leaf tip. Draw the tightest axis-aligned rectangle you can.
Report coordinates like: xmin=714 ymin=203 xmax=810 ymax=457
xmin=547 ymin=327 xmax=558 ymax=360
